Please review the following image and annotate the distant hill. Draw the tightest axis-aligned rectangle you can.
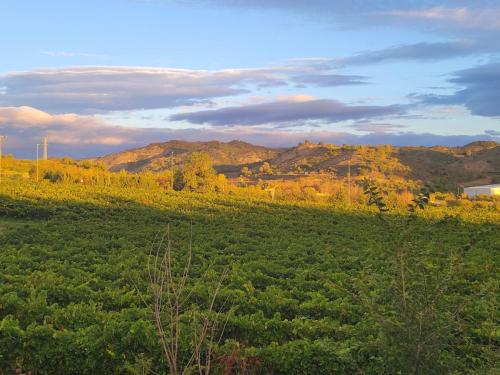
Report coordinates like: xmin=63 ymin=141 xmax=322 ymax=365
xmin=98 ymin=140 xmax=500 ymax=190
xmin=398 ymin=142 xmax=500 ymax=189
xmin=98 ymin=140 xmax=281 ymax=174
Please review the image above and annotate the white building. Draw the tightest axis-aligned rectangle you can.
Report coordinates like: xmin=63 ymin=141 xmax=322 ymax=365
xmin=464 ymin=184 xmax=500 ymax=198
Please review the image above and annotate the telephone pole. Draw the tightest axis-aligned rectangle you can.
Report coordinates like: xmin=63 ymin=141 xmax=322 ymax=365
xmin=0 ymin=135 xmax=6 ymax=183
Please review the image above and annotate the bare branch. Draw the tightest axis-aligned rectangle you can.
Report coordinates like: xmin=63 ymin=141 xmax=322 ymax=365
xmin=145 ymin=225 xmax=230 ymax=375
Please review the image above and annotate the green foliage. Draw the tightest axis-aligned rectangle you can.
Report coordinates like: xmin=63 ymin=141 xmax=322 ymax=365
xmin=408 ymin=191 xmax=430 ymax=213
xmin=362 ymin=178 xmax=389 ymax=213
xmin=0 ymin=179 xmax=498 ymax=374
xmin=241 ymin=166 xmax=252 ymax=177
xmin=175 ymin=152 xmax=218 ymax=192
xmin=259 ymin=162 xmax=273 ymax=175
xmin=356 ymin=144 xmax=409 ymax=178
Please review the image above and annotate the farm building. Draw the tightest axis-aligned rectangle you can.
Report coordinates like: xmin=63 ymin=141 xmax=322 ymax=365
xmin=464 ymin=184 xmax=500 ymax=198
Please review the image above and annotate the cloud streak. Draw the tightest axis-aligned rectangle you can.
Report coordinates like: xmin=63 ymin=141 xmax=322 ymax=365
xmin=416 ymin=61 xmax=500 ymax=117
xmin=170 ymin=97 xmax=403 ymax=126
xmin=169 ymin=1 xmax=500 ymax=64
xmin=336 ymin=40 xmax=484 ymax=66
xmin=0 ymin=66 xmax=370 ymax=114
xmin=349 ymin=121 xmax=406 ymax=133
xmin=292 ymin=73 xmax=368 ymax=86
xmin=0 ymin=67 xmax=258 ymax=113
xmin=379 ymin=6 xmax=500 ymax=31
xmin=170 ymin=1 xmax=500 ymax=34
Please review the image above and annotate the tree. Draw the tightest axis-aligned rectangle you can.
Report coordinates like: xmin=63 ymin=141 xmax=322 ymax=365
xmin=259 ymin=162 xmax=272 ymax=175
xmin=179 ymin=152 xmax=217 ymax=192
xmin=173 ymin=170 xmax=186 ymax=191
xmin=215 ymin=174 xmax=228 ymax=193
xmin=241 ymin=166 xmax=252 ymax=177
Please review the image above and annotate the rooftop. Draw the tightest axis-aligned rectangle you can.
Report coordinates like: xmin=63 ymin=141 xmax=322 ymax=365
xmin=464 ymin=184 xmax=500 ymax=188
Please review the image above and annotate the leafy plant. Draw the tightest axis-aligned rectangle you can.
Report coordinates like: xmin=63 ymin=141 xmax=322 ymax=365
xmin=362 ymin=178 xmax=389 ymax=213
xmin=0 ymin=177 xmax=497 ymax=374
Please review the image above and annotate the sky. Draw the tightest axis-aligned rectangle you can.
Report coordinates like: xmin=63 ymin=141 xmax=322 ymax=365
xmin=0 ymin=0 xmax=499 ymax=158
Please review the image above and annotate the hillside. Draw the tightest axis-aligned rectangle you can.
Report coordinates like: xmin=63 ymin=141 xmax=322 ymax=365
xmin=398 ymin=143 xmax=500 ymax=189
xmin=99 ymin=140 xmax=500 ymax=189
xmin=98 ymin=140 xmax=280 ymax=174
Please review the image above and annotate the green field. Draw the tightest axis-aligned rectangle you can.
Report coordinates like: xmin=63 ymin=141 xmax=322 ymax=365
xmin=0 ymin=179 xmax=499 ymax=374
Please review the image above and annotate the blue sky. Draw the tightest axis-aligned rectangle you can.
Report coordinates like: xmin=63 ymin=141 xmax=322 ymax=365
xmin=0 ymin=0 xmax=499 ymax=157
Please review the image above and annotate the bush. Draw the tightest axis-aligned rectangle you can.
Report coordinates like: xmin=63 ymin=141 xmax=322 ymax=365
xmin=447 ymin=199 xmax=473 ymax=208
xmin=473 ymin=201 xmax=491 ymax=209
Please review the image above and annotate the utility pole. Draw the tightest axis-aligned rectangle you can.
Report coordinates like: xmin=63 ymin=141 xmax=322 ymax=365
xmin=0 ymin=135 xmax=6 ymax=183
xmin=36 ymin=143 xmax=41 ymax=182
xmin=43 ymin=137 xmax=48 ymax=160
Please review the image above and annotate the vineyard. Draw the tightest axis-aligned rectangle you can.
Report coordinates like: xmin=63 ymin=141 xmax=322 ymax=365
xmin=0 ymin=178 xmax=499 ymax=374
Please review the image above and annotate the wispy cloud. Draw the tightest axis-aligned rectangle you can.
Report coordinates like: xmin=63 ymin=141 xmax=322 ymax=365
xmin=170 ymin=97 xmax=403 ymax=126
xmin=485 ymin=129 xmax=500 ymax=136
xmin=349 ymin=121 xmax=406 ymax=133
xmin=0 ymin=65 xmax=367 ymax=114
xmin=378 ymin=6 xmax=500 ymax=31
xmin=335 ymin=40 xmax=485 ymax=67
xmin=166 ymin=1 xmax=500 ymax=34
xmin=289 ymin=40 xmax=493 ymax=69
xmin=165 ymin=1 xmax=500 ymax=66
xmin=415 ymin=61 xmax=500 ymax=118
xmin=292 ymin=74 xmax=368 ymax=87
xmin=42 ymin=51 xmax=109 ymax=59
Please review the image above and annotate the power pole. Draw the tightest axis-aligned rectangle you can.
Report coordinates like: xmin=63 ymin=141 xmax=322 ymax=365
xmin=36 ymin=143 xmax=41 ymax=182
xmin=0 ymin=135 xmax=6 ymax=183
xmin=43 ymin=137 xmax=48 ymax=160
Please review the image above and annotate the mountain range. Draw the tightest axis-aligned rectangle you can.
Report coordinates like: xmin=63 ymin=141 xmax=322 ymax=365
xmin=98 ymin=140 xmax=500 ymax=189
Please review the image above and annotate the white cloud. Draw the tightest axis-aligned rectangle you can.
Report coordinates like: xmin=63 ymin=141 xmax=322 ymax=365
xmin=0 ymin=106 xmax=132 ymax=147
xmin=379 ymin=7 xmax=500 ymax=30
xmin=0 ymin=106 xmax=54 ymax=126
xmin=0 ymin=65 xmax=370 ymax=114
